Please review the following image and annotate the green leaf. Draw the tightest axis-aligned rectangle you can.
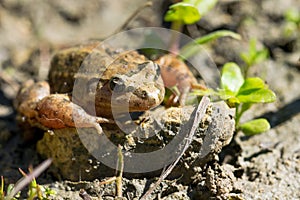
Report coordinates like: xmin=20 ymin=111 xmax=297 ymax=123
xmin=217 ymin=88 xmax=236 ymax=100
xmin=238 ymin=77 xmax=265 ymax=94
xmin=185 ymin=0 xmax=218 ymax=17
xmin=193 ymin=30 xmax=241 ymax=44
xmin=180 ymin=30 xmax=241 ymax=59
xmin=237 ymin=88 xmax=276 ymax=103
xmin=240 ymin=52 xmax=251 ymax=66
xmin=221 ymin=62 xmax=244 ymax=94
xmin=255 ymin=48 xmax=269 ymax=63
xmin=7 ymin=184 xmax=15 ymax=194
xmin=284 ymin=8 xmax=300 ymax=24
xmin=240 ymin=118 xmax=271 ymax=136
xmin=164 ymin=2 xmax=201 ymax=24
xmin=240 ymin=102 xmax=253 ymax=114
xmin=217 ymin=88 xmax=240 ymax=107
xmin=240 ymin=38 xmax=269 ymax=67
xmin=191 ymin=88 xmax=216 ymax=96
xmin=237 ymin=77 xmax=276 ymax=103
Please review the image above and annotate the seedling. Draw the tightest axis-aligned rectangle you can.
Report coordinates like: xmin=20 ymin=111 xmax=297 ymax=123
xmin=163 ymin=1 xmax=276 ymax=135
xmin=284 ymin=8 xmax=300 ymax=37
xmin=164 ymin=0 xmax=226 ymax=53
xmin=164 ymin=0 xmax=241 ymax=55
xmin=240 ymin=38 xmax=269 ymax=78
xmin=18 ymin=168 xmax=55 ymax=200
xmin=225 ymin=39 xmax=274 ymax=135
xmin=0 ymin=176 xmax=20 ymax=200
xmin=0 ymin=159 xmax=54 ymax=200
xmin=164 ymin=0 xmax=218 ymax=27
xmin=219 ymin=62 xmax=276 ymax=135
xmin=193 ymin=62 xmax=276 ymax=135
xmin=181 ymin=30 xmax=241 ymax=59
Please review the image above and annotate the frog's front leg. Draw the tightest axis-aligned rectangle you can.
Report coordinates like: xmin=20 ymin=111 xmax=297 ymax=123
xmin=16 ymin=80 xmax=112 ymax=134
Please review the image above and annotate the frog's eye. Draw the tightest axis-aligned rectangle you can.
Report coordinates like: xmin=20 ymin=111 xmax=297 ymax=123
xmin=109 ymin=77 xmax=125 ymax=93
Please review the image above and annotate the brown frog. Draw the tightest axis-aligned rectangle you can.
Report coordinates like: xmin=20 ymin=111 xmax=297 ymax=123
xmin=16 ymin=41 xmax=165 ymax=134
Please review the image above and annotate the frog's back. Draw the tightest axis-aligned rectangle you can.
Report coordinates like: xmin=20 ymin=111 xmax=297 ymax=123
xmin=49 ymin=41 xmax=147 ymax=93
xmin=49 ymin=42 xmax=111 ymax=93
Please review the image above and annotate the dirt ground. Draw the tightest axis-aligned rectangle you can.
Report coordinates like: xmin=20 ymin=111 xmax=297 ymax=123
xmin=0 ymin=0 xmax=299 ymax=199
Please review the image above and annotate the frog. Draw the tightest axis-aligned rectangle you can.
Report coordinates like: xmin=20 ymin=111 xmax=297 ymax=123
xmin=16 ymin=41 xmax=165 ymax=134
xmin=15 ymin=42 xmax=236 ymax=184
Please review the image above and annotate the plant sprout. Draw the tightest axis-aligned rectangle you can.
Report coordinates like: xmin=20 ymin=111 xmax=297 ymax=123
xmin=163 ymin=0 xmax=276 ymax=135
xmin=240 ymin=38 xmax=269 ymax=78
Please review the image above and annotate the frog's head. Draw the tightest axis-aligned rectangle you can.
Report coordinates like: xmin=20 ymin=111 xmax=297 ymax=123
xmin=108 ymin=61 xmax=165 ymax=112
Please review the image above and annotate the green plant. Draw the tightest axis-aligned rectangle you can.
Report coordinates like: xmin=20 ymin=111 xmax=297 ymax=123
xmin=0 ymin=173 xmax=55 ymax=200
xmin=163 ymin=1 xmax=276 ymax=135
xmin=19 ymin=169 xmax=55 ymax=200
xmin=165 ymin=0 xmax=218 ymax=26
xmin=181 ymin=30 xmax=241 ymax=59
xmin=0 ymin=159 xmax=54 ymax=200
xmin=163 ymin=0 xmax=243 ymax=60
xmin=193 ymin=62 xmax=276 ymax=135
xmin=163 ymin=0 xmax=241 ymax=57
xmin=240 ymin=38 xmax=269 ymax=78
xmin=163 ymin=0 xmax=242 ymax=59
xmin=283 ymin=8 xmax=300 ymax=37
xmin=0 ymin=176 xmax=20 ymax=200
xmin=220 ymin=62 xmax=276 ymax=135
